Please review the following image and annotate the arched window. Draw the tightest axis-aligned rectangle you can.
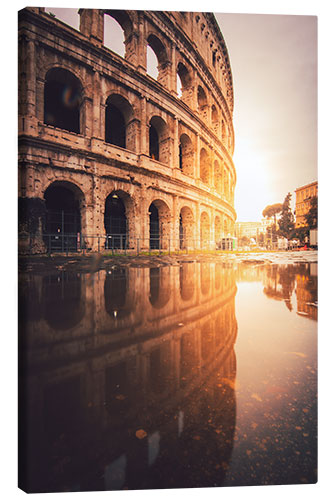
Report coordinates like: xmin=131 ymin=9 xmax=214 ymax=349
xmin=45 ymin=8 xmax=79 ymax=30
xmin=200 ymin=148 xmax=210 ymax=184
xmin=149 ymin=116 xmax=168 ymax=164
xmin=104 ymin=193 xmax=128 ymax=249
xmin=179 ymin=133 xmax=194 ymax=176
xmin=197 ymin=85 xmax=207 ymax=108
xmin=103 ymin=14 xmax=125 ymax=57
xmin=44 ymin=181 xmax=83 ymax=252
xmin=105 ymin=94 xmax=134 ymax=150
xmin=149 ymin=124 xmax=159 ymax=160
xmin=147 ymin=34 xmax=168 ymax=84
xmin=44 ymin=68 xmax=82 ymax=134
xmin=177 ymin=62 xmax=191 ymax=100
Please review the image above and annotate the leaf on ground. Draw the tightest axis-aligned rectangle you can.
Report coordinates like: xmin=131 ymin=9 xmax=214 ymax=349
xmin=135 ymin=429 xmax=147 ymax=439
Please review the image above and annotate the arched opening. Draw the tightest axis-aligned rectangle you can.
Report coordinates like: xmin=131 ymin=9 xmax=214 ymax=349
xmin=149 ymin=199 xmax=171 ymax=250
xmin=149 ymin=124 xmax=159 ymax=160
xmin=215 ymin=216 xmax=223 ymax=245
xmin=44 ymin=68 xmax=82 ymax=134
xmin=44 ymin=182 xmax=83 ymax=252
xmin=103 ymin=14 xmax=125 ymax=57
xmin=197 ymin=85 xmax=207 ymax=108
xmin=177 ymin=62 xmax=191 ymax=102
xmin=149 ymin=267 xmax=171 ymax=309
xmin=149 ymin=116 xmax=168 ymax=164
xmin=179 ymin=134 xmax=194 ymax=176
xmin=200 ymin=148 xmax=210 ymax=184
xmin=104 ymin=192 xmax=128 ymax=249
xmin=180 ymin=263 xmax=194 ymax=302
xmin=104 ymin=268 xmax=129 ymax=319
xmin=214 ymin=160 xmax=222 ymax=193
xmin=200 ymin=211 xmax=210 ymax=248
xmin=180 ymin=206 xmax=194 ymax=248
xmin=42 ymin=272 xmax=84 ymax=330
xmin=147 ymin=34 xmax=168 ymax=84
xmin=179 ymin=213 xmax=184 ymax=248
xmin=212 ymin=104 xmax=219 ymax=136
xmin=149 ymin=203 xmax=159 ymax=249
xmin=45 ymin=8 xmax=80 ymax=30
xmin=105 ymin=94 xmax=134 ymax=150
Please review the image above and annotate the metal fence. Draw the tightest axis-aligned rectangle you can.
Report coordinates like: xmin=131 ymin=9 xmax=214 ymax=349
xmin=19 ymin=233 xmax=237 ymax=256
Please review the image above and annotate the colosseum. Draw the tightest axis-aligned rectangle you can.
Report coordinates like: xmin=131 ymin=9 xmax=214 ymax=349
xmin=18 ymin=8 xmax=236 ymax=254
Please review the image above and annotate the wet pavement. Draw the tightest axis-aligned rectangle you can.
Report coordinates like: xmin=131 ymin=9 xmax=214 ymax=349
xmin=18 ymin=252 xmax=317 ymax=492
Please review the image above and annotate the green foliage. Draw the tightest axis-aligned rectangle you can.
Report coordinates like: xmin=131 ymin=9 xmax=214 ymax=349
xmin=304 ymin=196 xmax=318 ymax=229
xmin=278 ymin=192 xmax=295 ymax=238
xmin=262 ymin=203 xmax=283 ymax=220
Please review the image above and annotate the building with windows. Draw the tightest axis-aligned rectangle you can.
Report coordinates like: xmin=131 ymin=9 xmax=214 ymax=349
xmin=18 ymin=8 xmax=236 ymax=253
xmin=295 ymin=181 xmax=318 ymax=228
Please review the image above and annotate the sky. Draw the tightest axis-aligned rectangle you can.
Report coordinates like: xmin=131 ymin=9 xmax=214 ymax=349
xmin=41 ymin=5 xmax=318 ymax=222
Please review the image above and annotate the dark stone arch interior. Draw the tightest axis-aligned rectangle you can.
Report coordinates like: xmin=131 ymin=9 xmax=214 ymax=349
xmin=149 ymin=124 xmax=159 ymax=160
xmin=44 ymin=184 xmax=81 ymax=251
xmin=104 ymin=193 xmax=128 ymax=249
xmin=44 ymin=68 xmax=81 ymax=133
xmin=42 ymin=272 xmax=84 ymax=330
xmin=147 ymin=34 xmax=167 ymax=65
xmin=104 ymin=268 xmax=129 ymax=319
xmin=149 ymin=202 xmax=159 ymax=249
xmin=105 ymin=103 xmax=126 ymax=147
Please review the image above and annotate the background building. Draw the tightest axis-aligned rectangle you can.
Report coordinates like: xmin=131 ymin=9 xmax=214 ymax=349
xmin=18 ymin=8 xmax=236 ymax=254
xmin=295 ymin=181 xmax=318 ymax=228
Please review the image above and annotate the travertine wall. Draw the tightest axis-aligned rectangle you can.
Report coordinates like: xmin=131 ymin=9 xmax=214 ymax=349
xmin=18 ymin=8 xmax=236 ymax=252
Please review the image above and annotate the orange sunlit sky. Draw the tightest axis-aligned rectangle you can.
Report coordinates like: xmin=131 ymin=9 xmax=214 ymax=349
xmin=29 ymin=2 xmax=318 ymax=222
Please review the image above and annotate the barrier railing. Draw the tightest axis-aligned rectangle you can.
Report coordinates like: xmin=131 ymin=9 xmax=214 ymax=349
xmin=19 ymin=233 xmax=237 ymax=256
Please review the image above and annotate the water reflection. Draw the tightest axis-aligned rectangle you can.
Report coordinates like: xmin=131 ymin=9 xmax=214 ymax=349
xmin=18 ymin=261 xmax=317 ymax=492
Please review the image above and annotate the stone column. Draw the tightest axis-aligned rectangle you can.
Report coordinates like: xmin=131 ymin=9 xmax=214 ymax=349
xmin=170 ymin=43 xmax=178 ymax=96
xmin=140 ymin=96 xmax=148 ymax=155
xmin=92 ymin=70 xmax=102 ymax=139
xmin=195 ymin=133 xmax=200 ymax=179
xmin=173 ymin=117 xmax=179 ymax=170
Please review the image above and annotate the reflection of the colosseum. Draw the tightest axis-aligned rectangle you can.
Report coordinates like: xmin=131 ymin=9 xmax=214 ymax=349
xmin=18 ymin=263 xmax=238 ymax=492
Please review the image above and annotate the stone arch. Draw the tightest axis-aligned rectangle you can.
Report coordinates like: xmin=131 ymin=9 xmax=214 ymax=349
xmin=104 ymin=267 xmax=130 ymax=319
xmin=197 ymin=85 xmax=208 ymax=122
xmin=200 ymin=211 xmax=210 ymax=248
xmin=214 ymin=159 xmax=222 ymax=193
xmin=44 ymin=67 xmax=83 ymax=134
xmin=200 ymin=148 xmax=210 ymax=184
xmin=104 ymin=191 xmax=128 ymax=249
xmin=147 ymin=33 xmax=169 ymax=86
xmin=148 ymin=199 xmax=171 ymax=250
xmin=215 ymin=215 xmax=223 ymax=244
xmin=179 ymin=133 xmax=194 ymax=176
xmin=43 ymin=180 xmax=85 ymax=252
xmin=211 ymin=104 xmax=219 ymax=136
xmin=149 ymin=115 xmax=169 ymax=164
xmin=179 ymin=206 xmax=195 ymax=248
xmin=105 ymin=93 xmax=135 ymax=151
xmin=224 ymin=218 xmax=228 ymax=236
xmin=179 ymin=263 xmax=194 ymax=302
xmin=177 ymin=62 xmax=192 ymax=103
xmin=42 ymin=272 xmax=85 ymax=330
xmin=103 ymin=10 xmax=134 ymax=62
xmin=149 ymin=267 xmax=171 ymax=309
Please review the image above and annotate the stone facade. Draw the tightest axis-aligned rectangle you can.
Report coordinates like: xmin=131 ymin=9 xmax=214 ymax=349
xmin=18 ymin=8 xmax=236 ymax=253
xmin=295 ymin=181 xmax=318 ymax=228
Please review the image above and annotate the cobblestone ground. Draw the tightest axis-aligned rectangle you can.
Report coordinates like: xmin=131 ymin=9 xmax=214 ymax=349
xmin=18 ymin=250 xmax=318 ymax=274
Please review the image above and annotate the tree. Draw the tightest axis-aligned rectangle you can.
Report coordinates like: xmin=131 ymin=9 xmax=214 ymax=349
xmin=278 ymin=192 xmax=295 ymax=238
xmin=262 ymin=203 xmax=283 ymax=230
xmin=304 ymin=196 xmax=318 ymax=229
